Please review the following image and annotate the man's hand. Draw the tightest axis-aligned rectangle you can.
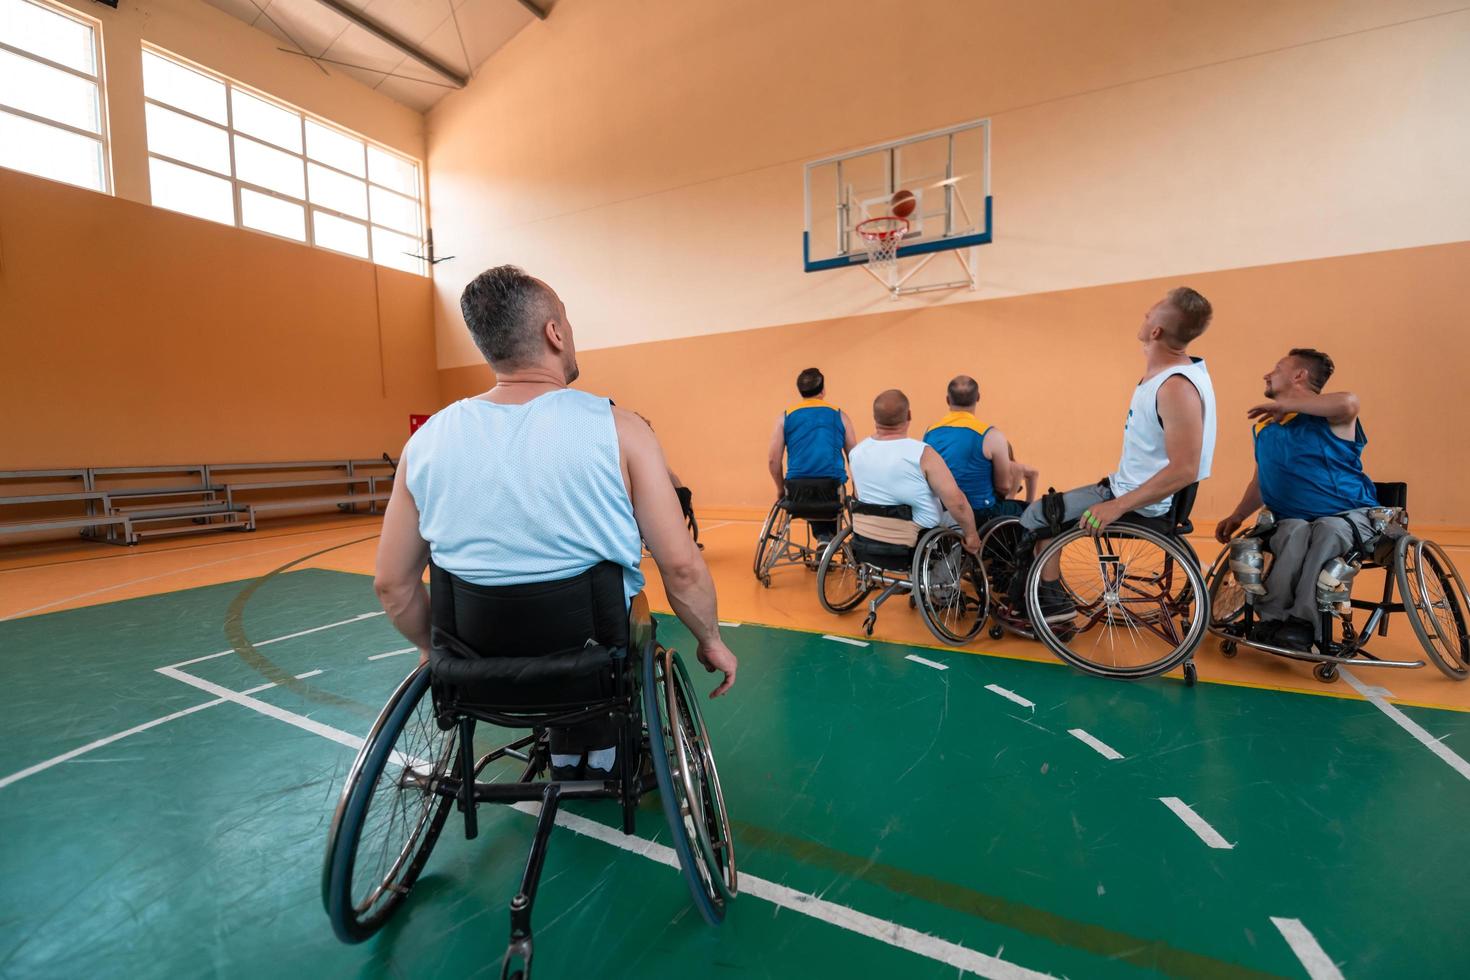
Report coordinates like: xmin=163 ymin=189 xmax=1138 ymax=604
xmin=1079 ymin=498 xmax=1128 ymax=536
xmin=1246 ymin=400 xmax=1291 ymax=424
xmin=1215 ymin=512 xmax=1246 ymax=544
xmin=963 ymin=529 xmax=981 ymax=555
xmin=696 ymin=638 xmax=738 ymax=698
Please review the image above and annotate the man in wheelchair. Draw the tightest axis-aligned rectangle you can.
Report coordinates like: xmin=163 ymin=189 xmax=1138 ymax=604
xmin=1016 ymin=287 xmax=1216 ymax=624
xmin=1214 ymin=348 xmax=1385 ymax=652
xmin=923 ymin=374 xmax=1031 ymax=522
xmin=767 ymin=367 xmax=857 ymax=542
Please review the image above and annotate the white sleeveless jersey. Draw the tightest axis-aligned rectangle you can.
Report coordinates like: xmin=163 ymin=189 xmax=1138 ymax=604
xmin=1108 ymin=357 xmax=1216 ymax=517
xmin=850 ymin=437 xmax=944 ymax=529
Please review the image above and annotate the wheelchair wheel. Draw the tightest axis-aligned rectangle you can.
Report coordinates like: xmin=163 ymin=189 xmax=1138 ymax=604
xmin=1205 ymin=544 xmax=1247 ymax=628
xmin=1397 ymin=536 xmax=1470 ymax=681
xmin=912 ymin=526 xmax=989 ymax=645
xmin=752 ymin=503 xmax=785 ymax=582
xmin=643 ymin=646 xmax=735 ymax=925
xmin=1026 ymin=525 xmax=1209 ymax=678
xmin=323 ymin=666 xmax=459 ymax=943
xmin=816 ymin=527 xmax=870 ymax=613
xmin=979 ymin=517 xmax=1034 ymax=639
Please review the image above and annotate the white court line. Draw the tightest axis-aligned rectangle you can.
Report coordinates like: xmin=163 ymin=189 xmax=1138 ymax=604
xmin=1341 ymin=668 xmax=1470 ymax=782
xmin=985 ymin=684 xmax=1034 ymax=709
xmin=295 ymin=670 xmax=325 ymax=680
xmin=1068 ymin=728 xmax=1123 ymax=760
xmin=165 ymin=611 xmax=384 ymax=669
xmin=822 ymin=634 xmax=869 ymax=647
xmin=367 ymin=647 xmax=418 ymax=661
xmin=0 ymin=529 xmax=378 ymax=622
xmin=0 ymin=678 xmax=280 ymax=790
xmin=904 ymin=654 xmax=949 ymax=671
xmin=699 ymin=521 xmax=733 ymax=533
xmin=717 ymin=621 xmax=741 ymax=628
xmin=155 ymin=666 xmax=1054 ymax=979
xmin=1158 ymin=797 xmax=1234 ymax=849
xmin=1270 ymin=917 xmax=1345 ymax=980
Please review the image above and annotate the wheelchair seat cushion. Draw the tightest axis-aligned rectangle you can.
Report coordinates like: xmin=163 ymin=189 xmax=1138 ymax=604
xmin=428 ymin=561 xmax=629 ymax=712
xmin=782 ymin=477 xmax=843 ymax=520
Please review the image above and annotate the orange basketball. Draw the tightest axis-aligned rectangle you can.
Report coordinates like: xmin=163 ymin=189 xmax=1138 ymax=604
xmin=890 ymin=189 xmax=917 ymax=218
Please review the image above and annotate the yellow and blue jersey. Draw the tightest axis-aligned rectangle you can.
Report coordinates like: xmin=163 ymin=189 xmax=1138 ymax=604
xmin=783 ymin=399 xmax=847 ymax=481
xmin=923 ymin=411 xmax=995 ymax=512
xmin=1253 ymin=412 xmax=1378 ymax=520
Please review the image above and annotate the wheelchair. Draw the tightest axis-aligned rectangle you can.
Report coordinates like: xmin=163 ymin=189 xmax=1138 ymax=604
xmin=322 ymin=562 xmax=737 ymax=978
xmin=752 ymin=478 xmax=847 ymax=586
xmin=1206 ymin=482 xmax=1469 ymax=683
xmin=813 ymin=499 xmax=990 ymax=645
xmin=980 ymin=483 xmax=1210 ymax=684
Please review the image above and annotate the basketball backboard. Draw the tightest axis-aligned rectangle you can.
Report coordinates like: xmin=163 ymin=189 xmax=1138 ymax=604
xmin=803 ymin=118 xmax=991 ymax=296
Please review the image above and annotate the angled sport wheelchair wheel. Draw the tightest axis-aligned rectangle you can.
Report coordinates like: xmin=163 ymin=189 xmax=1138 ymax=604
xmin=1205 ymin=544 xmax=1248 ymax=627
xmin=815 ymin=527 xmax=870 ymax=613
xmin=643 ymin=646 xmax=736 ymax=924
xmin=912 ymin=526 xmax=989 ymax=644
xmin=752 ymin=502 xmax=785 ymax=583
xmin=978 ymin=517 xmax=1033 ymax=640
xmin=1027 ymin=525 xmax=1208 ymax=679
xmin=1397 ymin=536 xmax=1470 ymax=681
xmin=323 ymin=666 xmax=459 ymax=943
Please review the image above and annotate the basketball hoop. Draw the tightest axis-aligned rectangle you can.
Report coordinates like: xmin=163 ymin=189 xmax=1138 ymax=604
xmin=855 ymin=216 xmax=909 ymax=279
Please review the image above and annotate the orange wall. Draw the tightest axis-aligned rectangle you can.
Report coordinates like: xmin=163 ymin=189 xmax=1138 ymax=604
xmin=439 ymin=241 xmax=1470 ymax=526
xmin=0 ymin=168 xmax=439 ymax=466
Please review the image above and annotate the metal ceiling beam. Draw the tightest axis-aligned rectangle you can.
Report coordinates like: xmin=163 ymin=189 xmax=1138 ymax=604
xmin=303 ymin=0 xmax=468 ymax=88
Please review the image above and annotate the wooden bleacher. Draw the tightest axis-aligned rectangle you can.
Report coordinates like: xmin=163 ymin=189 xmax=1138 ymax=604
xmin=0 ymin=457 xmax=396 ymax=547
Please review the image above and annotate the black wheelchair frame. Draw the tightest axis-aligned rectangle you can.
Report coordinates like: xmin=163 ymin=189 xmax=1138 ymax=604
xmin=1206 ymin=481 xmax=1469 ymax=683
xmin=753 ymin=478 xmax=847 ymax=586
xmin=322 ymin=567 xmax=735 ymax=979
xmin=814 ymin=499 xmax=990 ymax=645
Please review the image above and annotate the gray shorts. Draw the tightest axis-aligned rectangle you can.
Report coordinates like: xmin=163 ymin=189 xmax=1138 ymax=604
xmin=1018 ymin=480 xmax=1174 ymax=536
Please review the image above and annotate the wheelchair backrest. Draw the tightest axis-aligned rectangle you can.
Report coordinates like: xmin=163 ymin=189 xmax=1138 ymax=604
xmin=782 ymin=477 xmax=845 ymax=519
xmin=1374 ymin=481 xmax=1407 ymax=508
xmin=1165 ymin=482 xmax=1199 ymax=536
xmin=850 ymin=499 xmax=919 ymax=548
xmin=429 ymin=560 xmax=629 ymax=658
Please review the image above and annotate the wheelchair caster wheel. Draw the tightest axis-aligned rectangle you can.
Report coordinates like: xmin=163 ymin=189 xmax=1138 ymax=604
xmin=988 ymin=624 xmax=1005 ymax=641
xmin=760 ymin=574 xmax=771 ymax=588
xmin=1313 ymin=662 xmax=1340 ymax=683
xmin=862 ymin=614 xmax=876 ymax=637
xmin=1183 ymin=662 xmax=1197 ymax=687
xmin=1220 ymin=641 xmax=1237 ymax=657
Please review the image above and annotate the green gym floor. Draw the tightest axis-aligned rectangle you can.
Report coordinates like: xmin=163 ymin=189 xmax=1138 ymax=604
xmin=4 ymin=551 xmax=1469 ymax=978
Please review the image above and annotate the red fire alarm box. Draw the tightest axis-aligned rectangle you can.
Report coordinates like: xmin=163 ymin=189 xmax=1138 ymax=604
xmin=409 ymin=414 xmax=431 ymax=434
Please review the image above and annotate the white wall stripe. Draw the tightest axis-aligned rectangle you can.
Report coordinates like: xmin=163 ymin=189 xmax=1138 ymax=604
xmin=985 ymin=684 xmax=1034 ymax=709
xmin=822 ymin=634 xmax=869 ymax=647
xmin=1068 ymin=728 xmax=1124 ymax=760
xmin=1341 ymin=668 xmax=1470 ymax=781
xmin=904 ymin=654 xmax=949 ymax=671
xmin=1270 ymin=917 xmax=1345 ymax=980
xmin=1159 ymin=797 xmax=1234 ymax=849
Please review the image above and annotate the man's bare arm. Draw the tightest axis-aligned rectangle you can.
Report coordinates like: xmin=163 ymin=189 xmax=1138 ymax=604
xmin=767 ymin=415 xmax=786 ymax=499
xmin=1215 ymin=469 xmax=1263 ymax=543
xmin=841 ymin=411 xmax=858 ymax=455
xmin=374 ymin=452 xmax=432 ymax=662
xmin=618 ymin=409 xmax=737 ymax=697
xmin=982 ymin=428 xmax=1017 ymax=500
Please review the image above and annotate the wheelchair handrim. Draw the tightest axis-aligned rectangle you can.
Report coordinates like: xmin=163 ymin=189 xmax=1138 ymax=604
xmin=752 ymin=502 xmax=782 ymax=577
xmin=913 ymin=527 xmax=988 ymax=644
xmin=1027 ymin=527 xmax=1208 ymax=678
xmin=1398 ymin=536 xmax=1470 ymax=680
xmin=666 ymin=651 xmax=738 ymax=898
xmin=816 ymin=528 xmax=870 ymax=613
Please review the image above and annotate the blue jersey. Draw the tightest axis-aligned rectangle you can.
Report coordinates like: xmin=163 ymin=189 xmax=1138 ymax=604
xmin=924 ymin=411 xmax=995 ymax=512
xmin=1253 ymin=412 xmax=1378 ymax=521
xmin=783 ymin=399 xmax=847 ymax=481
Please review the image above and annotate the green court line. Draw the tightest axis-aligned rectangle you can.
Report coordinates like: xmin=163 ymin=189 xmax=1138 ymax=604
xmin=731 ymin=819 xmax=1283 ymax=980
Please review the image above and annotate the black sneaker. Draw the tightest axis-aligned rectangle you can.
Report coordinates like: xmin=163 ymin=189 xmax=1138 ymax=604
xmin=1248 ymin=619 xmax=1281 ymax=644
xmin=1037 ymin=579 xmax=1076 ymax=625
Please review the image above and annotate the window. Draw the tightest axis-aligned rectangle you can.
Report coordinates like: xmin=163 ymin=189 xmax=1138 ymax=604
xmin=0 ymin=0 xmax=109 ymax=192
xmin=140 ymin=46 xmax=425 ymax=274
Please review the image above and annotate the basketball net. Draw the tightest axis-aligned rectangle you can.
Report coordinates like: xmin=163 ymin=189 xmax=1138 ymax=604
xmin=856 ymin=216 xmax=908 ymax=287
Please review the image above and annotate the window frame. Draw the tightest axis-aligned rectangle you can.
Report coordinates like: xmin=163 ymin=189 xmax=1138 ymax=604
xmin=140 ymin=43 xmax=426 ymax=275
xmin=0 ymin=0 xmax=113 ymax=194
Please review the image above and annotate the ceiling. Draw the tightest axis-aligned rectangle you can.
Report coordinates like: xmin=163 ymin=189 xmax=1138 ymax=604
xmin=201 ymin=0 xmax=550 ymax=112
